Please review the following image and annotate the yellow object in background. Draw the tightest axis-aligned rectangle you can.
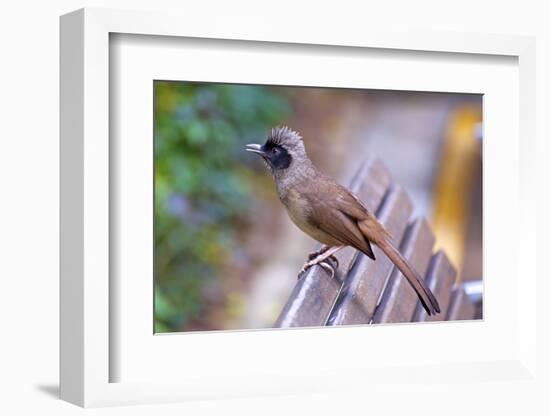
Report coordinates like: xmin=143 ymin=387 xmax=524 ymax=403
xmin=431 ymin=106 xmax=482 ymax=283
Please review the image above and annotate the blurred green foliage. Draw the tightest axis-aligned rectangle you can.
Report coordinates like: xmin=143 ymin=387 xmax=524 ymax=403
xmin=154 ymin=81 xmax=291 ymax=332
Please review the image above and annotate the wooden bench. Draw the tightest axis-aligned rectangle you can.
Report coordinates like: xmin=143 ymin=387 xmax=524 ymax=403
xmin=274 ymin=156 xmax=479 ymax=328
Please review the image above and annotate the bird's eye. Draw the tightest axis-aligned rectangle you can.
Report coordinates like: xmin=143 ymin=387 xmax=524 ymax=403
xmin=273 ymin=147 xmax=280 ymax=154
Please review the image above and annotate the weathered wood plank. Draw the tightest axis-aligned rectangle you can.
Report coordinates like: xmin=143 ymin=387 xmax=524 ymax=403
xmin=413 ymin=251 xmax=456 ymax=322
xmin=446 ymin=284 xmax=475 ymax=321
xmin=371 ymin=218 xmax=435 ymax=324
xmin=274 ymin=157 xmax=392 ymax=328
xmin=327 ymin=185 xmax=413 ymax=325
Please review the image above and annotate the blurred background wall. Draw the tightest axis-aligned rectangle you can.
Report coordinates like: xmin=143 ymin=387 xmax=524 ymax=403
xmin=154 ymin=81 xmax=482 ymax=333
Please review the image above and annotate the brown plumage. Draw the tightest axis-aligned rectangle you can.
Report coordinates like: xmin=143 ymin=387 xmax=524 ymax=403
xmin=246 ymin=126 xmax=440 ymax=316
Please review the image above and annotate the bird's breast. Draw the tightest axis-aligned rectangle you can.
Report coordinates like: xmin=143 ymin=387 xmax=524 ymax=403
xmin=281 ymin=188 xmax=311 ymax=227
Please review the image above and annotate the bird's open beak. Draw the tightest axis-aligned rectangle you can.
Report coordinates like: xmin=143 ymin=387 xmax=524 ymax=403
xmin=245 ymin=143 xmax=265 ymax=155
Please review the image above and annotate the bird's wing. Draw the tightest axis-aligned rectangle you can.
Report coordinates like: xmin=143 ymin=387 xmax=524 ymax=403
xmin=335 ymin=186 xmax=372 ymax=219
xmin=304 ymin=179 xmax=376 ymax=260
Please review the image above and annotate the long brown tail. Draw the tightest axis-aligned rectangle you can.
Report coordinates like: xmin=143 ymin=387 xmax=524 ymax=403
xmin=376 ymin=238 xmax=440 ymax=316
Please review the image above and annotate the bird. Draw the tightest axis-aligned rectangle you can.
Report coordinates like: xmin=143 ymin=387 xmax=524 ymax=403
xmin=246 ymin=126 xmax=440 ymax=316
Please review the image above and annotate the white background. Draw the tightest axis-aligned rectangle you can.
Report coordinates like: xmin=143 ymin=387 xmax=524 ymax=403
xmin=1 ymin=1 xmax=548 ymax=415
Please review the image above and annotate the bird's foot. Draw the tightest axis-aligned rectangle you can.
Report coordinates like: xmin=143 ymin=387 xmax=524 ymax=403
xmin=307 ymin=245 xmax=330 ymax=261
xmin=298 ymin=251 xmax=340 ymax=280
xmin=319 ymin=255 xmax=339 ymax=278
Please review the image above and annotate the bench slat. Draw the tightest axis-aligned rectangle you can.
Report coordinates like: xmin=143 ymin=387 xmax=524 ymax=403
xmin=446 ymin=284 xmax=475 ymax=321
xmin=371 ymin=218 xmax=435 ymax=323
xmin=413 ymin=251 xmax=456 ymax=322
xmin=274 ymin=157 xmax=391 ymax=328
xmin=327 ymin=185 xmax=413 ymax=325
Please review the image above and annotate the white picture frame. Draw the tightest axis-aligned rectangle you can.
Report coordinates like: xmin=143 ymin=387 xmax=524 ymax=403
xmin=60 ymin=7 xmax=537 ymax=408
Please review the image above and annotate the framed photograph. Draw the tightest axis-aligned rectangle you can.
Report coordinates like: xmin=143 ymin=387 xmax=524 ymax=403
xmin=60 ymin=8 xmax=537 ymax=407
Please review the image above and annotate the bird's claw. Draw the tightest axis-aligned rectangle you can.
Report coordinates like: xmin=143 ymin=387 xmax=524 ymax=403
xmin=319 ymin=261 xmax=335 ymax=279
xmin=327 ymin=254 xmax=339 ymax=270
xmin=297 ymin=253 xmax=339 ymax=280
